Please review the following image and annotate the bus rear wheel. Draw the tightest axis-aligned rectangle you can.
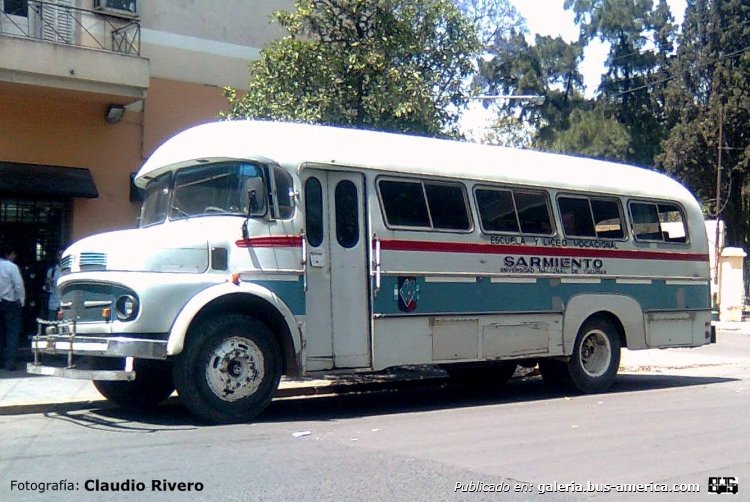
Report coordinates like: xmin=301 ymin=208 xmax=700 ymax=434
xmin=567 ymin=317 xmax=621 ymax=393
xmin=173 ymin=314 xmax=282 ymax=424
xmin=538 ymin=359 xmax=572 ymax=390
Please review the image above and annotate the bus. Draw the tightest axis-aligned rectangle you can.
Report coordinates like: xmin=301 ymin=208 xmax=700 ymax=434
xmin=28 ymin=120 xmax=715 ymax=423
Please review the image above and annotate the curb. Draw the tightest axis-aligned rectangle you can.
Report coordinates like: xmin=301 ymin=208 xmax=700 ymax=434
xmin=0 ymin=399 xmax=111 ymax=417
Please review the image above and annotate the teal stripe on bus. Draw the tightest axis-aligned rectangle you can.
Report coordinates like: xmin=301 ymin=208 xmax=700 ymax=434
xmin=254 ymin=277 xmax=306 ymax=315
xmin=373 ymin=276 xmax=710 ymax=316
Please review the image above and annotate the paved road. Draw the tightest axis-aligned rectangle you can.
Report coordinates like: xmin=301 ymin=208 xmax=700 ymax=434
xmin=0 ymin=329 xmax=748 ymax=501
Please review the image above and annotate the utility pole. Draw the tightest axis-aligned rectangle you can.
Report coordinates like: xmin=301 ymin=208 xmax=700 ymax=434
xmin=713 ymin=103 xmax=723 ymax=307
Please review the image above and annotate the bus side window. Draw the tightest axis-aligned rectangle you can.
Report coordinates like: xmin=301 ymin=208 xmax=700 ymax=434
xmin=305 ymin=177 xmax=324 ymax=247
xmin=335 ymin=180 xmax=359 ymax=248
xmin=591 ymin=198 xmax=624 ymax=238
xmin=424 ymin=183 xmax=471 ymax=231
xmin=658 ymin=203 xmax=688 ymax=243
xmin=558 ymin=196 xmax=624 ymax=239
xmin=475 ymin=187 xmax=553 ymax=236
xmin=515 ymin=191 xmax=553 ymax=235
xmin=558 ymin=196 xmax=596 ymax=237
xmin=475 ymin=188 xmax=519 ymax=233
xmin=378 ymin=180 xmax=430 ymax=228
xmin=273 ymin=166 xmax=295 ymax=219
xmin=630 ymin=201 xmax=688 ymax=243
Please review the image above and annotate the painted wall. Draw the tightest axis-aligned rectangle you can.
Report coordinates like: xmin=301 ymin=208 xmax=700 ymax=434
xmin=0 ymin=77 xmax=230 ymax=242
xmin=143 ymin=78 xmax=229 ymax=158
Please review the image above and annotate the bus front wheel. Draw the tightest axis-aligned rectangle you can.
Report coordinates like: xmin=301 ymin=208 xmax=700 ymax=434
xmin=567 ymin=317 xmax=621 ymax=393
xmin=93 ymin=359 xmax=174 ymax=409
xmin=173 ymin=314 xmax=282 ymax=424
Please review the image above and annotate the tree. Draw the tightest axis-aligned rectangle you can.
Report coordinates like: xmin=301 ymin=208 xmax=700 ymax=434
xmin=474 ymin=29 xmax=588 ymax=149
xmin=659 ymin=0 xmax=750 ymax=248
xmin=454 ymin=0 xmax=524 ymax=48
xmin=564 ymin=0 xmax=677 ymax=166
xmin=550 ymin=106 xmax=631 ymax=161
xmin=224 ymin=0 xmax=479 ymax=137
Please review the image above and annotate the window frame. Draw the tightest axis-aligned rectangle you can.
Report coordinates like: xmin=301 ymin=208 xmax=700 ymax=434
xmin=268 ymin=165 xmax=296 ymax=221
xmin=627 ymin=199 xmax=690 ymax=246
xmin=334 ymin=179 xmax=360 ymax=249
xmin=473 ymin=183 xmax=555 ymax=237
xmin=556 ymin=193 xmax=628 ymax=241
xmin=304 ymin=177 xmax=324 ymax=248
xmin=376 ymin=176 xmax=474 ymax=233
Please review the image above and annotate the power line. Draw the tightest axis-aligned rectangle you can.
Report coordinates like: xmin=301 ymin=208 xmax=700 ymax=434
xmin=615 ymin=44 xmax=750 ymax=96
xmin=574 ymin=16 xmax=750 ymax=71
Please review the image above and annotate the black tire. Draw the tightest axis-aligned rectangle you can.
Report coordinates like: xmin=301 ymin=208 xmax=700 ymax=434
xmin=93 ymin=359 xmax=174 ymax=409
xmin=538 ymin=359 xmax=572 ymax=390
xmin=173 ymin=314 xmax=282 ymax=424
xmin=446 ymin=362 xmax=517 ymax=389
xmin=567 ymin=317 xmax=621 ymax=393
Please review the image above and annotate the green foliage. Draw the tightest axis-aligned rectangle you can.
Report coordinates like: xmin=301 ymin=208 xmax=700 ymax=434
xmin=658 ymin=0 xmax=750 ymax=248
xmin=549 ymin=106 xmax=631 ymax=161
xmin=564 ymin=0 xmax=675 ymax=166
xmin=224 ymin=0 xmax=479 ymax=137
xmin=475 ymin=29 xmax=587 ymax=150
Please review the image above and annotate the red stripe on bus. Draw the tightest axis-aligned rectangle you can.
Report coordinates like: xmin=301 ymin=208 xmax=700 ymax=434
xmin=378 ymin=239 xmax=709 ymax=262
xmin=236 ymin=236 xmax=303 ymax=248
xmin=236 ymin=235 xmax=708 ymax=262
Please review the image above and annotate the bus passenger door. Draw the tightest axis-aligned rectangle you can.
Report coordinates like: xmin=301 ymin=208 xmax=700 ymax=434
xmin=302 ymin=169 xmax=371 ymax=369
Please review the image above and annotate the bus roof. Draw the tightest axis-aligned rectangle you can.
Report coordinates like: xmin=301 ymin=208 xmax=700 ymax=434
xmin=137 ymin=120 xmax=697 ymax=203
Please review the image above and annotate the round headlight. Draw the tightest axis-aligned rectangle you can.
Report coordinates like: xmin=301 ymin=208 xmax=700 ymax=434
xmin=115 ymin=295 xmax=139 ymax=321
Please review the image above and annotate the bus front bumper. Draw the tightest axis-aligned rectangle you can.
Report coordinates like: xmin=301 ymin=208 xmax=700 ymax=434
xmin=26 ymin=320 xmax=168 ymax=381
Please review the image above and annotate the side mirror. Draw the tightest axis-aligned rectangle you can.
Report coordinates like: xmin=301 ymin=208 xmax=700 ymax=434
xmin=248 ymin=190 xmax=262 ymax=216
xmin=243 ymin=177 xmax=267 ymax=217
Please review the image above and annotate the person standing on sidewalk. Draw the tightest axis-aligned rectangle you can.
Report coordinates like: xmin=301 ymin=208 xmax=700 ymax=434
xmin=0 ymin=245 xmax=25 ymax=371
xmin=44 ymin=250 xmax=63 ymax=321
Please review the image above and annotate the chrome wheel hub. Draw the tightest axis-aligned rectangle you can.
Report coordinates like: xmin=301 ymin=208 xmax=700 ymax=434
xmin=206 ymin=337 xmax=265 ymax=402
xmin=578 ymin=329 xmax=612 ymax=378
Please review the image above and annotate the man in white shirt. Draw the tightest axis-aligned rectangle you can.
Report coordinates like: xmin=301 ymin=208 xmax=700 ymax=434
xmin=0 ymin=246 xmax=25 ymax=371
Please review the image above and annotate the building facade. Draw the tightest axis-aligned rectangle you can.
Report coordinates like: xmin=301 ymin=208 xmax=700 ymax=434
xmin=0 ymin=0 xmax=291 ymax=328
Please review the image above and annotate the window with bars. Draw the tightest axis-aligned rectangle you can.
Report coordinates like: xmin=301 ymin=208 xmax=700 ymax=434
xmin=0 ymin=197 xmax=67 ymax=261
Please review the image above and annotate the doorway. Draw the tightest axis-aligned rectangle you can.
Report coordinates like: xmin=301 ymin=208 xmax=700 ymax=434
xmin=0 ymin=196 xmax=69 ymax=335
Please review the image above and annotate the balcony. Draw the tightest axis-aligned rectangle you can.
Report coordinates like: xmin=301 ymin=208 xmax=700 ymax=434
xmin=0 ymin=0 xmax=149 ymax=100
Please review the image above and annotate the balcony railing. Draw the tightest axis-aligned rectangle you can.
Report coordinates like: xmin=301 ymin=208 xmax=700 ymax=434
xmin=0 ymin=0 xmax=140 ymax=56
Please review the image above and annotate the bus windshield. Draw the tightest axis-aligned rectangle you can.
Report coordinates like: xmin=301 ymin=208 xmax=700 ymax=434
xmin=140 ymin=162 xmax=267 ymax=226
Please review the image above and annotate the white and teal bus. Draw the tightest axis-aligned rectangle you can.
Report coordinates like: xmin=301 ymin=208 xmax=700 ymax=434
xmin=29 ymin=121 xmax=715 ymax=423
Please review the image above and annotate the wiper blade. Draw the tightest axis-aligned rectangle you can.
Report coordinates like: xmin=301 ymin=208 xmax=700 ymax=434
xmin=171 ymin=205 xmax=191 ymax=218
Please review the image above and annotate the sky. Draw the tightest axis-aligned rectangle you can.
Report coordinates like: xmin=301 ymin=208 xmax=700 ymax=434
xmin=507 ymin=0 xmax=687 ymax=93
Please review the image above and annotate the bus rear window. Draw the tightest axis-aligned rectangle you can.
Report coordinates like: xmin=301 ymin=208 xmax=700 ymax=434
xmin=630 ymin=202 xmax=687 ymax=243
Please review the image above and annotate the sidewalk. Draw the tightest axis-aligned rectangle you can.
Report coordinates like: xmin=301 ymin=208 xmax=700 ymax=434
xmin=1 ymin=322 xmax=748 ymax=417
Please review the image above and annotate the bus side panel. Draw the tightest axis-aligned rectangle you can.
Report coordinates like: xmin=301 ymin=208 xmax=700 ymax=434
xmin=646 ymin=310 xmax=713 ymax=348
xmin=372 ymin=313 xmax=561 ymax=370
xmin=372 ymin=317 xmax=433 ymax=369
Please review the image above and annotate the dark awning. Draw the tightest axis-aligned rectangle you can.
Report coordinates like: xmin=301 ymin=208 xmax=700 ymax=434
xmin=0 ymin=161 xmax=98 ymax=198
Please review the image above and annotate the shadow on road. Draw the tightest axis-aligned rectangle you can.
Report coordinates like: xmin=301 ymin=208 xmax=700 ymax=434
xmin=41 ymin=371 xmax=737 ymax=429
xmin=259 ymin=373 xmax=736 ymax=423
